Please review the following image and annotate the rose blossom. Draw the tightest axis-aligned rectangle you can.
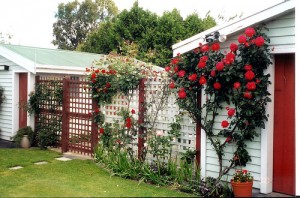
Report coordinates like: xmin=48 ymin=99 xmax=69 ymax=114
xmin=244 ymin=91 xmax=252 ymax=99
xmin=200 ymin=56 xmax=209 ymax=62
xmin=198 ymin=61 xmax=206 ymax=69
xmin=244 ymin=64 xmax=252 ymax=71
xmin=177 ymin=70 xmax=186 ymax=77
xmin=228 ymin=108 xmax=235 ymax=117
xmin=211 ymin=43 xmax=220 ymax=51
xmin=225 ymin=52 xmax=235 ymax=64
xmin=188 ymin=73 xmax=197 ymax=81
xmin=156 ymin=130 xmax=164 ymax=136
xmin=214 ymin=82 xmax=222 ymax=90
xmin=230 ymin=43 xmax=238 ymax=52
xmin=171 ymin=58 xmax=179 ymax=65
xmin=169 ymin=81 xmax=175 ymax=89
xmin=221 ymin=120 xmax=229 ymax=128
xmin=255 ymin=36 xmax=265 ymax=47
xmin=216 ymin=62 xmax=224 ymax=71
xmin=245 ymin=70 xmax=255 ymax=80
xmin=201 ymin=45 xmax=209 ymax=52
xmin=99 ymin=128 xmax=104 ymax=134
xmin=210 ymin=70 xmax=216 ymax=77
xmin=165 ymin=66 xmax=171 ymax=72
xmin=178 ymin=88 xmax=186 ymax=99
xmin=238 ymin=35 xmax=247 ymax=44
xmin=246 ymin=81 xmax=256 ymax=90
xmin=245 ymin=27 xmax=256 ymax=37
xmin=199 ymin=76 xmax=207 ymax=85
xmin=233 ymin=82 xmax=241 ymax=89
xmin=131 ymin=109 xmax=135 ymax=114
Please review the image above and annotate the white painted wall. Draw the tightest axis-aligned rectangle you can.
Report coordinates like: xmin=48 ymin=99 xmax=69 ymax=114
xmin=0 ymin=55 xmax=28 ymax=140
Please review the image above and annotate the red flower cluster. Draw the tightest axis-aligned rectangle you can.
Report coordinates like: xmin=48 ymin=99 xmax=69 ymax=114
xmin=221 ymin=120 xmax=229 ymax=128
xmin=178 ymin=88 xmax=186 ymax=99
xmin=211 ymin=43 xmax=220 ymax=51
xmin=188 ymin=73 xmax=197 ymax=81
xmin=199 ymin=76 xmax=207 ymax=85
xmin=125 ymin=117 xmax=132 ymax=129
xmin=99 ymin=128 xmax=104 ymax=134
xmin=198 ymin=55 xmax=208 ymax=69
xmin=214 ymin=82 xmax=222 ymax=90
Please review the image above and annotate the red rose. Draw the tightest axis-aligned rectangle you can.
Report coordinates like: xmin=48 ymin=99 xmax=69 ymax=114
xmin=214 ymin=82 xmax=222 ymax=90
xmin=244 ymin=64 xmax=252 ymax=71
xmin=230 ymin=43 xmax=238 ymax=52
xmin=188 ymin=73 xmax=197 ymax=81
xmin=245 ymin=42 xmax=249 ymax=47
xmin=99 ymin=128 xmax=104 ymax=134
xmin=171 ymin=58 xmax=179 ymax=65
xmin=216 ymin=62 xmax=224 ymax=71
xmin=201 ymin=45 xmax=209 ymax=52
xmin=177 ymin=70 xmax=186 ymax=77
xmin=221 ymin=120 xmax=229 ymax=128
xmin=165 ymin=66 xmax=171 ymax=72
xmin=106 ymin=82 xmax=111 ymax=88
xmin=244 ymin=91 xmax=252 ymax=99
xmin=94 ymin=108 xmax=99 ymax=113
xmin=125 ymin=122 xmax=132 ymax=129
xmin=245 ymin=70 xmax=255 ymax=80
xmin=199 ymin=76 xmax=207 ymax=85
xmin=233 ymin=82 xmax=241 ymax=89
xmin=95 ymin=69 xmax=99 ymax=73
xmin=255 ymin=36 xmax=265 ymax=47
xmin=211 ymin=43 xmax=220 ymax=51
xmin=198 ymin=61 xmax=206 ymax=69
xmin=223 ymin=58 xmax=230 ymax=65
xmin=228 ymin=108 xmax=235 ymax=117
xmin=226 ymin=52 xmax=235 ymax=64
xmin=174 ymin=66 xmax=179 ymax=72
xmin=101 ymin=69 xmax=106 ymax=74
xmin=169 ymin=81 xmax=175 ymax=89
xmin=242 ymin=170 xmax=248 ymax=174
xmin=246 ymin=81 xmax=256 ymax=90
xmin=126 ymin=117 xmax=131 ymax=123
xmin=200 ymin=56 xmax=209 ymax=62
xmin=210 ymin=70 xmax=216 ymax=77
xmin=86 ymin=68 xmax=90 ymax=72
xmin=131 ymin=109 xmax=135 ymax=114
xmin=238 ymin=35 xmax=247 ymax=44
xmin=91 ymin=73 xmax=96 ymax=79
xmin=245 ymin=27 xmax=256 ymax=37
xmin=256 ymin=79 xmax=261 ymax=83
xmin=178 ymin=89 xmax=186 ymax=99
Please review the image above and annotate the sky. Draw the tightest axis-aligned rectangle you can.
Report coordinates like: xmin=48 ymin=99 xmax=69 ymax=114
xmin=0 ymin=0 xmax=285 ymax=49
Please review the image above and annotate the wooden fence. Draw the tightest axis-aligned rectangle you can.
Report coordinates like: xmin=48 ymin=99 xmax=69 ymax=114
xmin=35 ymin=75 xmax=200 ymax=162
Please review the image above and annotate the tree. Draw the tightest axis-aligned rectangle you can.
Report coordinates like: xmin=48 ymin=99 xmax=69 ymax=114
xmin=52 ymin=0 xmax=118 ymax=50
xmin=79 ymin=3 xmax=216 ymax=66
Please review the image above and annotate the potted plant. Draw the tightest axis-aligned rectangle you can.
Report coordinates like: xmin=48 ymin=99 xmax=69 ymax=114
xmin=12 ymin=126 xmax=34 ymax=148
xmin=231 ymin=169 xmax=253 ymax=197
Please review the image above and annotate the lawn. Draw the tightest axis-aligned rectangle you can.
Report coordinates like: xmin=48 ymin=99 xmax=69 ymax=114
xmin=0 ymin=148 xmax=190 ymax=197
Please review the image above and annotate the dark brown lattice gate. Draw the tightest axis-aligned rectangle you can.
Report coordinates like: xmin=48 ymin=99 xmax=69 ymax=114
xmin=36 ymin=76 xmax=98 ymax=156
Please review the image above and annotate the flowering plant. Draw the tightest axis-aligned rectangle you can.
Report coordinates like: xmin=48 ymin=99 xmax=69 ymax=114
xmin=166 ymin=26 xmax=272 ymax=181
xmin=232 ymin=169 xmax=253 ymax=183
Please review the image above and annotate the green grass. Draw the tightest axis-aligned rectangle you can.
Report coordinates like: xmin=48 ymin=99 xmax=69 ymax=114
xmin=0 ymin=148 xmax=190 ymax=197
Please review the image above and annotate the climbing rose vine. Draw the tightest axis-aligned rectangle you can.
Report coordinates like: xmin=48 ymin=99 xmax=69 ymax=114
xmin=166 ymin=26 xmax=272 ymax=179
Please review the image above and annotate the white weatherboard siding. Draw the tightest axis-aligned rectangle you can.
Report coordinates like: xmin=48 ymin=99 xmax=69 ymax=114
xmin=201 ymin=10 xmax=295 ymax=193
xmin=0 ymin=55 xmax=27 ymax=140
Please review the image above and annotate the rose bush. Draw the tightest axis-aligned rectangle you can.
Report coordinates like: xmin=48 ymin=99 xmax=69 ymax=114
xmin=166 ymin=26 xmax=271 ymax=180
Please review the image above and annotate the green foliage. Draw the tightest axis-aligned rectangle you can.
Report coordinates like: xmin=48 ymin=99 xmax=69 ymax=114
xmin=80 ymin=2 xmax=216 ymax=66
xmin=12 ymin=126 xmax=34 ymax=147
xmin=52 ymin=0 xmax=118 ymax=50
xmin=167 ymin=26 xmax=272 ymax=179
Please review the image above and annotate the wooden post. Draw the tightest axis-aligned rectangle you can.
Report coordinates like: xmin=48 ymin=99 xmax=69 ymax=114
xmin=61 ymin=77 xmax=70 ymax=153
xmin=137 ymin=78 xmax=146 ymax=160
xmin=91 ymin=98 xmax=98 ymax=154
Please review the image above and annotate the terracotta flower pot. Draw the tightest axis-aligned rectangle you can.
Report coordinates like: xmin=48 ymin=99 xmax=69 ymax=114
xmin=231 ymin=180 xmax=253 ymax=197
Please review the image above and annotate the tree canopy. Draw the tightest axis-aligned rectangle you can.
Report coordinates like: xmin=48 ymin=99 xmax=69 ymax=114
xmin=52 ymin=0 xmax=118 ymax=50
xmin=79 ymin=2 xmax=216 ymax=66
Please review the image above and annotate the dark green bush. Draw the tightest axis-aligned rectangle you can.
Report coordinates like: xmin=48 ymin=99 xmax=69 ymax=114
xmin=12 ymin=126 xmax=34 ymax=147
xmin=37 ymin=128 xmax=59 ymax=149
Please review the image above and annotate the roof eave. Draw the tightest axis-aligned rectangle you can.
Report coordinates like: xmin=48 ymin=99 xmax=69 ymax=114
xmin=36 ymin=64 xmax=86 ymax=75
xmin=172 ymin=0 xmax=295 ymax=57
xmin=0 ymin=46 xmax=36 ymax=73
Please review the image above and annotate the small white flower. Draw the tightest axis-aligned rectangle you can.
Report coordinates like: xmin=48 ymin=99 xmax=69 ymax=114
xmin=156 ymin=130 xmax=163 ymax=136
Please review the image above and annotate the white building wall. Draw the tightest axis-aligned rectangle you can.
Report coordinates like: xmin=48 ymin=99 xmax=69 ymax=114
xmin=0 ymin=55 xmax=28 ymax=140
xmin=203 ymin=11 xmax=295 ymax=192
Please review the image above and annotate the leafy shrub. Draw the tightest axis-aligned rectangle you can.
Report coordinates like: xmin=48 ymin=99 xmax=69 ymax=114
xmin=12 ymin=126 xmax=34 ymax=147
xmin=37 ymin=128 xmax=59 ymax=149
